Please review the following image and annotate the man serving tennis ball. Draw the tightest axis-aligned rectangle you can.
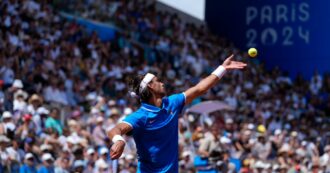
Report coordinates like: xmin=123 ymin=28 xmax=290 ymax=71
xmin=108 ymin=54 xmax=247 ymax=173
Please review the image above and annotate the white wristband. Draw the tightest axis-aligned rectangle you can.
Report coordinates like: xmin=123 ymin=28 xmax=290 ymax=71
xmin=112 ymin=135 xmax=126 ymax=144
xmin=211 ymin=65 xmax=226 ymax=79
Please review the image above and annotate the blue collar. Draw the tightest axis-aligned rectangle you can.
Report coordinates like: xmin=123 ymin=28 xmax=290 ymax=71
xmin=141 ymin=102 xmax=162 ymax=112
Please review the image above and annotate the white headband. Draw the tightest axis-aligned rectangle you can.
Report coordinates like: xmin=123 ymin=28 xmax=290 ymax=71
xmin=139 ymin=73 xmax=155 ymax=93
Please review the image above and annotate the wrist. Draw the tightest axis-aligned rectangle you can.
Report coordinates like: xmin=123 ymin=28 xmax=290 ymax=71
xmin=211 ymin=65 xmax=226 ymax=79
xmin=112 ymin=135 xmax=126 ymax=144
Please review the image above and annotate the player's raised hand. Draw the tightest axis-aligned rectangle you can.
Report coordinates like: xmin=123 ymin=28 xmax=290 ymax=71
xmin=222 ymin=54 xmax=247 ymax=70
xmin=110 ymin=141 xmax=125 ymax=160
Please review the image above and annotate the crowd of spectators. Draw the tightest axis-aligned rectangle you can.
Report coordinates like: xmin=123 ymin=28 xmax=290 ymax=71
xmin=0 ymin=0 xmax=330 ymax=172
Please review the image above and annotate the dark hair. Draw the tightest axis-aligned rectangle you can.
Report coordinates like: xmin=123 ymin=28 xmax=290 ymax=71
xmin=128 ymin=74 xmax=152 ymax=103
xmin=50 ymin=107 xmax=60 ymax=114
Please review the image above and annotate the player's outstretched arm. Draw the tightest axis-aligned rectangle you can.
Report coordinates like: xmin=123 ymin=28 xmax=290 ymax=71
xmin=184 ymin=54 xmax=246 ymax=105
xmin=108 ymin=123 xmax=133 ymax=159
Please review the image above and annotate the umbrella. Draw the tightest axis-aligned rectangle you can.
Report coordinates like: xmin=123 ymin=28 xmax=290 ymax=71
xmin=187 ymin=100 xmax=234 ymax=115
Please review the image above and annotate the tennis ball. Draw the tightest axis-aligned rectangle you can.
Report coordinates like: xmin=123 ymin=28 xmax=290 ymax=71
xmin=248 ymin=48 xmax=258 ymax=58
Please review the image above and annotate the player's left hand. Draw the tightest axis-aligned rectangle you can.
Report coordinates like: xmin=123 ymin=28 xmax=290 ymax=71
xmin=222 ymin=54 xmax=247 ymax=70
xmin=110 ymin=141 xmax=125 ymax=160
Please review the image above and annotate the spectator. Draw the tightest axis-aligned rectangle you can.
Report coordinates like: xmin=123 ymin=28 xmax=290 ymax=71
xmin=94 ymin=158 xmax=110 ymax=173
xmin=45 ymin=108 xmax=63 ymax=135
xmin=72 ymin=160 xmax=85 ymax=173
xmin=84 ymin=148 xmax=97 ymax=173
xmin=27 ymin=94 xmax=43 ymax=116
xmin=92 ymin=116 xmax=106 ymax=147
xmin=19 ymin=153 xmax=37 ymax=173
xmin=54 ymin=157 xmax=70 ymax=173
xmin=38 ymin=153 xmax=55 ymax=173
xmin=198 ymin=126 xmax=222 ymax=157
xmin=13 ymin=89 xmax=28 ymax=113
xmin=0 ymin=111 xmax=16 ymax=139
xmin=16 ymin=114 xmax=36 ymax=140
xmin=4 ymin=79 xmax=23 ymax=111
xmin=252 ymin=133 xmax=271 ymax=160
xmin=0 ymin=0 xmax=328 ymax=172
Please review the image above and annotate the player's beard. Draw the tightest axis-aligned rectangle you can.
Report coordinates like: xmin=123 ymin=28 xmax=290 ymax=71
xmin=152 ymin=84 xmax=166 ymax=98
xmin=156 ymin=88 xmax=166 ymax=98
xmin=160 ymin=85 xmax=167 ymax=97
xmin=156 ymin=89 xmax=166 ymax=98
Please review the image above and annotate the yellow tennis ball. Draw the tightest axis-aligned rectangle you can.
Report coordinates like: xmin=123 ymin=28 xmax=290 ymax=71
xmin=248 ymin=48 xmax=258 ymax=58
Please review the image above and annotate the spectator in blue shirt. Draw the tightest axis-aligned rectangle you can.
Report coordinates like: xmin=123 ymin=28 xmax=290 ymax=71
xmin=20 ymin=153 xmax=37 ymax=173
xmin=37 ymin=153 xmax=55 ymax=173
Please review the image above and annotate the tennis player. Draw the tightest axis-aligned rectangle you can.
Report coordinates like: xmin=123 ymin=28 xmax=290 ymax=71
xmin=108 ymin=55 xmax=246 ymax=173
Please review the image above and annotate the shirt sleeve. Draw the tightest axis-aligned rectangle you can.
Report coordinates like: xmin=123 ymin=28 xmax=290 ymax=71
xmin=122 ymin=112 xmax=144 ymax=130
xmin=19 ymin=166 xmax=25 ymax=173
xmin=45 ymin=119 xmax=52 ymax=128
xmin=168 ymin=93 xmax=186 ymax=113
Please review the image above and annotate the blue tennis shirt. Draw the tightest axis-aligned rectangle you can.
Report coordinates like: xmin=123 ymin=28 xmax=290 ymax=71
xmin=123 ymin=93 xmax=186 ymax=173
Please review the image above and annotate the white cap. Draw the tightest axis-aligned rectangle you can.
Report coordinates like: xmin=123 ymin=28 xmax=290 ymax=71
xmin=108 ymin=100 xmax=116 ymax=106
xmin=0 ymin=135 xmax=10 ymax=143
xmin=272 ymin=164 xmax=280 ymax=170
xmin=42 ymin=153 xmax=54 ymax=161
xmin=99 ymin=147 xmax=109 ymax=155
xmin=14 ymin=89 xmax=28 ymax=99
xmin=220 ymin=136 xmax=231 ymax=144
xmin=291 ymin=131 xmax=298 ymax=137
xmin=274 ymin=129 xmax=282 ymax=135
xmin=37 ymin=107 xmax=49 ymax=115
xmin=225 ymin=118 xmax=233 ymax=124
xmin=254 ymin=161 xmax=264 ymax=168
xmin=124 ymin=107 xmax=133 ymax=115
xmin=86 ymin=93 xmax=97 ymax=101
xmin=2 ymin=111 xmax=12 ymax=119
xmin=182 ymin=151 xmax=191 ymax=158
xmin=12 ymin=79 xmax=23 ymax=88
xmin=68 ymin=120 xmax=78 ymax=126
xmin=91 ymin=108 xmax=100 ymax=115
xmin=24 ymin=153 xmax=34 ymax=160
xmin=288 ymin=114 xmax=295 ymax=121
xmin=96 ymin=116 xmax=104 ymax=123
xmin=254 ymin=160 xmax=270 ymax=169
xmin=40 ymin=144 xmax=52 ymax=151
xmin=247 ymin=123 xmax=255 ymax=130
xmin=263 ymin=163 xmax=271 ymax=169
xmin=87 ymin=148 xmax=95 ymax=155
xmin=96 ymin=159 xmax=108 ymax=169
xmin=188 ymin=114 xmax=195 ymax=122
xmin=73 ymin=160 xmax=85 ymax=168
xmin=66 ymin=136 xmax=78 ymax=145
